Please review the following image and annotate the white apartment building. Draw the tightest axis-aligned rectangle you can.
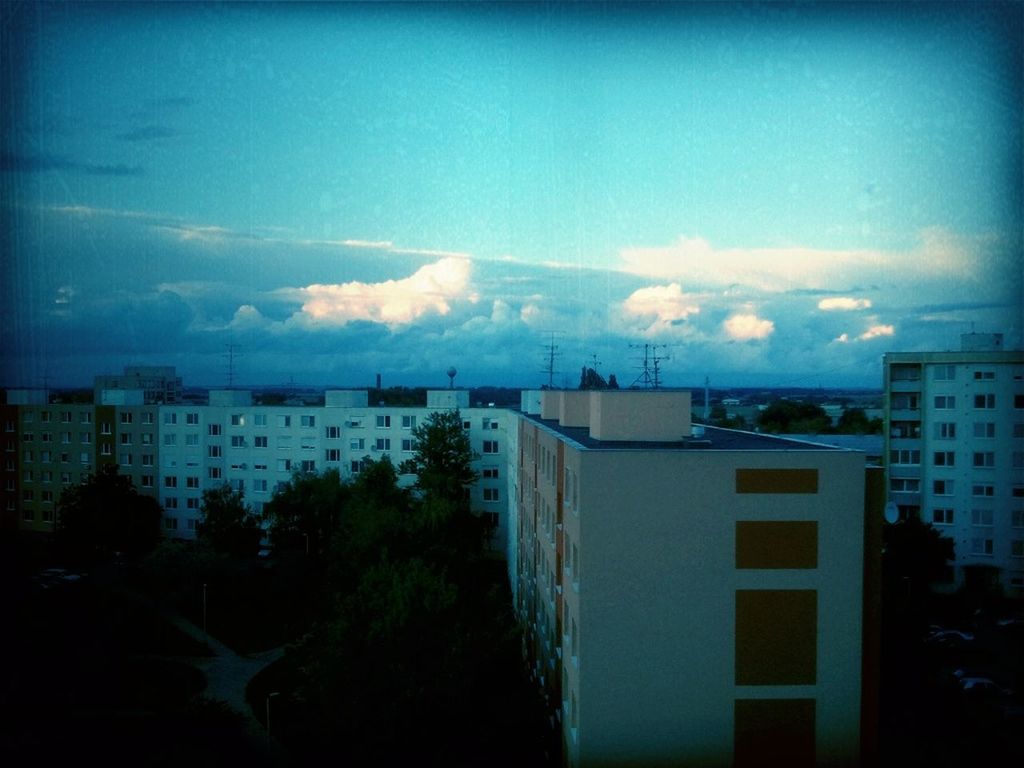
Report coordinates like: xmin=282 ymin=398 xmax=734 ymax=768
xmin=883 ymin=333 xmax=1024 ymax=593
xmin=513 ymin=389 xmax=881 ymax=768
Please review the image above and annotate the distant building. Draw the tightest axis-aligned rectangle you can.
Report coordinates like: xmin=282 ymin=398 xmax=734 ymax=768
xmin=94 ymin=365 xmax=183 ymax=405
xmin=512 ymin=389 xmax=881 ymax=767
xmin=883 ymin=333 xmax=1024 ymax=593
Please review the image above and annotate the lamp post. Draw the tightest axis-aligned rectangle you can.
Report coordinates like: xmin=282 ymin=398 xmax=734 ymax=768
xmin=202 ymin=582 xmax=207 ymax=637
xmin=266 ymin=691 xmax=280 ymax=742
xmin=302 ymin=532 xmax=309 ymax=555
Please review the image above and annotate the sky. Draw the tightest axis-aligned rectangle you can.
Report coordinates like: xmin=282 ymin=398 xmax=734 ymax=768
xmin=2 ymin=1 xmax=1021 ymax=391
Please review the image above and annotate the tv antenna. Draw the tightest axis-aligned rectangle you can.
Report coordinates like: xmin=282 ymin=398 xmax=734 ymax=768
xmin=224 ymin=344 xmax=242 ymax=389
xmin=629 ymin=343 xmax=671 ymax=389
xmin=540 ymin=331 xmax=564 ymax=388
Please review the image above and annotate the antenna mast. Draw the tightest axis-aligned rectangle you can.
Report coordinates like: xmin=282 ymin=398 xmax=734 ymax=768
xmin=224 ymin=343 xmax=242 ymax=389
xmin=540 ymin=331 xmax=564 ymax=388
xmin=629 ymin=343 xmax=670 ymax=389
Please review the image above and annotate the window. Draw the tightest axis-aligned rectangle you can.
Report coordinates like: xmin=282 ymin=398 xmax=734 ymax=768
xmin=22 ymin=433 xmax=34 ymax=443
xmin=892 ymin=394 xmax=919 ymax=410
xmin=208 ymin=445 xmax=222 ymax=458
xmin=165 ymin=476 xmax=178 ymax=489
xmin=22 ymin=470 xmax=33 ymax=482
xmin=142 ymin=412 xmax=154 ymax=425
xmin=164 ymin=413 xmax=177 ymax=425
xmin=482 ymin=417 xmax=499 ymax=430
xmin=22 ymin=489 xmax=33 ymax=503
xmin=973 ymin=484 xmax=995 ymax=497
xmin=40 ymin=450 xmax=51 ymax=463
xmin=483 ymin=487 xmax=499 ymax=502
xmin=301 ymin=437 xmax=315 ymax=450
xmin=23 ymin=449 xmax=34 ymax=462
xmin=299 ymin=414 xmax=315 ymax=428
xmin=277 ymin=415 xmax=291 ymax=428
xmin=80 ymin=412 xmax=91 ymax=424
xmin=933 ymin=395 xmax=956 ymax=410
xmin=1014 ymin=510 xmax=1024 ymax=527
xmin=120 ymin=433 xmax=132 ymax=445
xmin=483 ymin=440 xmax=499 ymax=454
xmin=186 ymin=412 xmax=199 ymax=425
xmin=463 ymin=420 xmax=471 ymax=430
xmin=933 ymin=479 xmax=954 ymax=496
xmin=59 ymin=453 xmax=69 ymax=464
xmin=79 ymin=452 xmax=89 ymax=465
xmin=325 ymin=448 xmax=341 ymax=462
xmin=277 ymin=459 xmax=292 ymax=472
xmin=254 ymin=414 xmax=267 ymax=427
xmin=376 ymin=415 xmax=391 ymax=428
xmin=933 ymin=451 xmax=955 ymax=467
xmin=350 ymin=460 xmax=363 ymax=474
xmin=401 ymin=438 xmax=416 ymax=452
xmin=970 ymin=538 xmax=994 ymax=556
xmin=1015 ymin=452 xmax=1024 ymax=469
xmin=40 ymin=411 xmax=51 ymax=423
xmin=165 ymin=497 xmax=179 ymax=510
xmin=120 ymin=412 xmax=133 ymax=424
xmin=933 ymin=364 xmax=956 ymax=380
xmin=119 ymin=452 xmax=132 ymax=466
xmin=401 ymin=415 xmax=416 ymax=429
xmin=300 ymin=460 xmax=315 ymax=473
xmin=974 ymin=394 xmax=996 ymax=409
xmin=164 ymin=516 xmax=178 ymax=530
xmin=163 ymin=434 xmax=176 ymax=446
xmin=229 ymin=478 xmax=244 ymax=492
xmin=482 ymin=467 xmax=499 ymax=479
xmin=23 ymin=412 xmax=33 ymax=424
xmin=60 ymin=411 xmax=72 ymax=423
xmin=890 ymin=449 xmax=920 ymax=465
xmin=277 ymin=436 xmax=292 ymax=449
xmin=1014 ymin=423 xmax=1024 ymax=438
xmin=230 ymin=414 xmax=244 ymax=426
xmin=325 ymin=426 xmax=341 ymax=439
xmin=973 ymin=452 xmax=995 ymax=468
xmin=187 ymin=498 xmax=200 ymax=510
xmin=254 ymin=463 xmax=267 ymax=471
xmin=350 ymin=438 xmax=365 ymax=450
xmin=185 ymin=433 xmax=199 ymax=446
xmin=208 ymin=467 xmax=222 ymax=479
xmin=1012 ymin=540 xmax=1024 ymax=558
xmin=40 ymin=432 xmax=52 ymax=443
xmin=141 ymin=432 xmax=153 ymax=445
xmin=375 ymin=438 xmax=391 ymax=451
xmin=61 ymin=472 xmax=72 ymax=485
xmin=230 ymin=435 xmax=245 ymax=447
xmin=974 ymin=422 xmax=996 ymax=438
xmin=253 ymin=479 xmax=268 ymax=493
xmin=974 ymin=370 xmax=995 ymax=380
xmin=254 ymin=436 xmax=268 ymax=448
xmin=208 ymin=423 xmax=222 ymax=436
xmin=186 ymin=476 xmax=200 ymax=489
xmin=100 ymin=443 xmax=112 ymax=456
xmin=1016 ymin=394 xmax=1024 ymax=409
xmin=971 ymin=509 xmax=994 ymax=526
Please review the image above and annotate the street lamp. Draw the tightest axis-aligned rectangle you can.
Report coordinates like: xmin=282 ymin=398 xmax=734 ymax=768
xmin=302 ymin=532 xmax=309 ymax=555
xmin=266 ymin=691 xmax=280 ymax=742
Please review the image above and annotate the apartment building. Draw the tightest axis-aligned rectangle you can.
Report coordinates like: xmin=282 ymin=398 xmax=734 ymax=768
xmin=7 ymin=385 xmax=511 ymax=548
xmin=513 ymin=389 xmax=881 ymax=768
xmin=94 ymin=365 xmax=183 ymax=405
xmin=883 ymin=333 xmax=1024 ymax=593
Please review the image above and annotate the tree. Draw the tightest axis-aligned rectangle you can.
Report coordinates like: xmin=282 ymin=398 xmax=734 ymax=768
xmin=836 ymin=407 xmax=882 ymax=435
xmin=57 ymin=463 xmax=161 ymax=559
xmin=398 ymin=409 xmax=478 ymax=526
xmin=197 ymin=484 xmax=262 ymax=557
xmin=263 ymin=468 xmax=350 ymax=558
xmin=756 ymin=399 xmax=833 ymax=434
xmin=883 ymin=515 xmax=955 ymax=600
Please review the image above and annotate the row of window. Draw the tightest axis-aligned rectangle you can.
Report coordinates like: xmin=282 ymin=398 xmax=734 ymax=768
xmin=966 ymin=537 xmax=1024 ymax=557
xmin=893 ymin=478 xmax=1024 ymax=496
xmin=891 ymin=449 xmax=1024 ymax=468
xmin=12 ymin=412 xmax=93 ymax=425
xmin=931 ymin=508 xmax=1024 ymax=527
xmin=894 ymin=394 xmax=1021 ymax=411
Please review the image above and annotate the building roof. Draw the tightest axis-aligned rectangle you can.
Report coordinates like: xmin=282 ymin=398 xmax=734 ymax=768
xmin=520 ymin=411 xmax=847 ymax=452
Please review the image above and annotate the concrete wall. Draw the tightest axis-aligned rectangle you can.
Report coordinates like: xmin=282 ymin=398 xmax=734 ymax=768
xmin=589 ymin=390 xmax=692 ymax=442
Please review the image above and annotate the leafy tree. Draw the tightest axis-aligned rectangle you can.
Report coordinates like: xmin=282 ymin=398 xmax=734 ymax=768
xmin=756 ymin=399 xmax=833 ymax=434
xmin=883 ymin=515 xmax=955 ymax=598
xmin=578 ymin=366 xmax=608 ymax=390
xmin=398 ymin=409 xmax=478 ymax=524
xmin=57 ymin=463 xmax=161 ymax=559
xmin=836 ymin=407 xmax=882 ymax=435
xmin=197 ymin=484 xmax=262 ymax=557
xmin=263 ymin=468 xmax=350 ymax=558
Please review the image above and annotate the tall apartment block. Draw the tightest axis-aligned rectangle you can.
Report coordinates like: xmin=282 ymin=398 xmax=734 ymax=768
xmin=4 ymin=386 xmax=510 ymax=549
xmin=512 ymin=389 xmax=882 ymax=768
xmin=883 ymin=333 xmax=1024 ymax=593
xmin=94 ymin=365 xmax=183 ymax=405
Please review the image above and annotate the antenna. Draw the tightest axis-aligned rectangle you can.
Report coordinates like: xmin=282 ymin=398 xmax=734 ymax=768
xmin=629 ymin=343 xmax=671 ymax=389
xmin=540 ymin=331 xmax=564 ymax=388
xmin=224 ymin=343 xmax=242 ymax=389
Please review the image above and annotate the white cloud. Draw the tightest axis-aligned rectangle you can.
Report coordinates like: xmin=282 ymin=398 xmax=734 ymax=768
xmin=818 ymin=297 xmax=872 ymax=311
xmin=834 ymin=333 xmax=850 ymax=343
xmin=724 ymin=313 xmax=775 ymax=341
xmin=622 ymin=283 xmax=701 ymax=324
xmin=298 ymin=257 xmax=472 ymax=327
xmin=859 ymin=324 xmax=895 ymax=341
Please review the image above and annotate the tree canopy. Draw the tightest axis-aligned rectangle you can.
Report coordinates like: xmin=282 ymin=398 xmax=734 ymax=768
xmin=197 ymin=484 xmax=262 ymax=557
xmin=57 ymin=463 xmax=162 ymax=559
xmin=398 ymin=409 xmax=477 ymax=518
xmin=756 ymin=399 xmax=833 ymax=434
xmin=263 ymin=468 xmax=350 ymax=558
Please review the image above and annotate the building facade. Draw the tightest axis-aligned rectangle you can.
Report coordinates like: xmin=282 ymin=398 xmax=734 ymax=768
xmin=6 ymin=387 xmax=511 ymax=548
xmin=513 ymin=389 xmax=881 ymax=768
xmin=883 ymin=333 xmax=1024 ymax=593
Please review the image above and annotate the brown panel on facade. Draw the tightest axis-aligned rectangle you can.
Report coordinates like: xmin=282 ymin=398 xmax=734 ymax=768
xmin=734 ymin=698 xmax=816 ymax=768
xmin=735 ymin=468 xmax=819 ymax=494
xmin=736 ymin=521 xmax=818 ymax=569
xmin=736 ymin=589 xmax=817 ymax=685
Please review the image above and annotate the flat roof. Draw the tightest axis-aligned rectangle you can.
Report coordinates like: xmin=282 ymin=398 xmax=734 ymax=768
xmin=519 ymin=412 xmax=847 ymax=452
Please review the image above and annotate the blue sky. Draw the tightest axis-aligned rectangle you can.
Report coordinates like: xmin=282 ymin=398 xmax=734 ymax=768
xmin=2 ymin=1 xmax=1021 ymax=390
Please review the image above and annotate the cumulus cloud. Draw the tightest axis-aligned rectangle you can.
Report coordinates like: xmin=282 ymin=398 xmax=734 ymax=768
xmin=298 ymin=257 xmax=472 ymax=327
xmin=818 ymin=297 xmax=872 ymax=311
xmin=724 ymin=313 xmax=775 ymax=341
xmin=859 ymin=324 xmax=895 ymax=341
xmin=620 ymin=283 xmax=702 ymax=337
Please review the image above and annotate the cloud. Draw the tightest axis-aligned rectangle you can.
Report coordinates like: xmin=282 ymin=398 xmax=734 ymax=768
xmin=117 ymin=125 xmax=180 ymax=141
xmin=1 ymin=152 xmax=143 ymax=176
xmin=621 ymin=283 xmax=701 ymax=336
xmin=297 ymin=257 xmax=473 ymax=327
xmin=723 ymin=313 xmax=774 ymax=340
xmin=859 ymin=324 xmax=895 ymax=341
xmin=818 ymin=297 xmax=872 ymax=311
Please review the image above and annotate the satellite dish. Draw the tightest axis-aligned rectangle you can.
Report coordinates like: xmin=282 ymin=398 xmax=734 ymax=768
xmin=446 ymin=366 xmax=457 ymax=389
xmin=884 ymin=501 xmax=899 ymax=524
